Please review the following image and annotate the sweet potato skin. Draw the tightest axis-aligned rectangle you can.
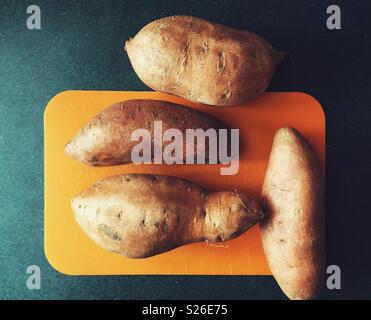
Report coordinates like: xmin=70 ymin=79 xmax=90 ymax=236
xmin=260 ymin=127 xmax=325 ymax=300
xmin=71 ymin=174 xmax=264 ymax=258
xmin=125 ymin=16 xmax=284 ymax=106
xmin=65 ymin=99 xmax=227 ymax=166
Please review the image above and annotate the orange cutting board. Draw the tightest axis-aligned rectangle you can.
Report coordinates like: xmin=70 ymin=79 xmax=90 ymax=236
xmin=44 ymin=91 xmax=325 ymax=275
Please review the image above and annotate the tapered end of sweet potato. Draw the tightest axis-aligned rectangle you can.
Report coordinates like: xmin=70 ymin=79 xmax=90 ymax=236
xmin=64 ymin=141 xmax=73 ymax=156
xmin=64 ymin=140 xmax=78 ymax=161
xmin=64 ymin=138 xmax=89 ymax=165
xmin=124 ymin=39 xmax=132 ymax=52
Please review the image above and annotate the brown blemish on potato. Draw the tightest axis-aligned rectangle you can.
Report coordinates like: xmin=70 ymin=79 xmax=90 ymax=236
xmin=217 ymin=51 xmax=226 ymax=74
xmin=98 ymin=224 xmax=121 ymax=241
xmin=201 ymin=41 xmax=208 ymax=55
xmin=181 ymin=43 xmax=191 ymax=68
xmin=271 ymin=183 xmax=290 ymax=192
xmin=219 ymin=89 xmax=232 ymax=103
xmin=91 ymin=155 xmax=98 ymax=163
xmin=117 ymin=210 xmax=123 ymax=221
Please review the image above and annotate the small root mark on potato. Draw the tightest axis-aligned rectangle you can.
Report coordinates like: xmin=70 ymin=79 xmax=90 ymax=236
xmin=94 ymin=182 xmax=102 ymax=192
xmin=233 ymin=188 xmax=255 ymax=217
xmin=219 ymin=89 xmax=232 ymax=104
xmin=117 ymin=210 xmax=123 ymax=221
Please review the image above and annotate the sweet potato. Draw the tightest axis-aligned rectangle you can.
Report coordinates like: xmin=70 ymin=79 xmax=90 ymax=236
xmin=71 ymin=174 xmax=264 ymax=258
xmin=260 ymin=127 xmax=325 ymax=300
xmin=125 ymin=15 xmax=284 ymax=106
xmin=65 ymin=99 xmax=228 ymax=166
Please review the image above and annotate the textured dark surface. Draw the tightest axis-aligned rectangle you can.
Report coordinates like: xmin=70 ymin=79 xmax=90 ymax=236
xmin=0 ymin=0 xmax=370 ymax=299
